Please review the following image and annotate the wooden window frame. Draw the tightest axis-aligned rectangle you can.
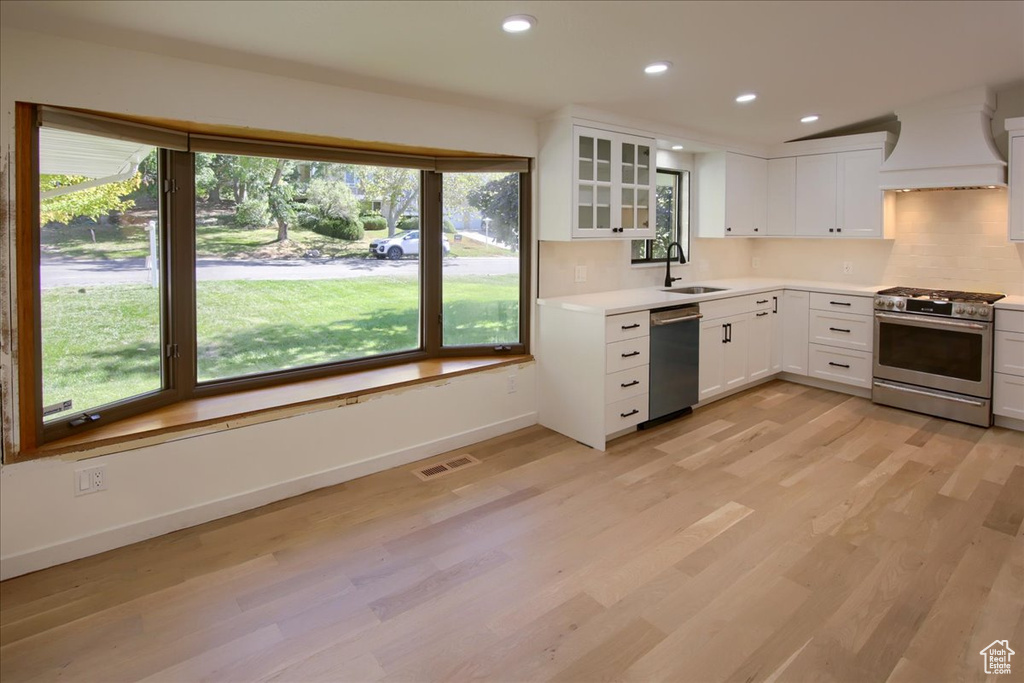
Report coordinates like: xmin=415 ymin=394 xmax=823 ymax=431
xmin=14 ymin=103 xmax=532 ymax=456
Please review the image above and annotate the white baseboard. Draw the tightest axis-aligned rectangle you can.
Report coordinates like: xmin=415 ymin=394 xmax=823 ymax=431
xmin=0 ymin=412 xmax=537 ymax=581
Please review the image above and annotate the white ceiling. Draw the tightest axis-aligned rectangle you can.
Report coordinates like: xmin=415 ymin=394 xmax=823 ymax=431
xmin=2 ymin=0 xmax=1023 ymax=146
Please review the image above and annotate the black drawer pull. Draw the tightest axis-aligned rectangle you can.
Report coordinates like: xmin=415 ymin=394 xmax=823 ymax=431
xmin=621 ymin=380 xmax=640 ymax=388
xmin=621 ymin=323 xmax=641 ymax=330
xmin=828 ymin=362 xmax=850 ymax=369
xmin=756 ymin=311 xmax=769 ymax=317
xmin=829 ymin=301 xmax=852 ymax=306
xmin=621 ymin=351 xmax=641 ymax=358
xmin=829 ymin=327 xmax=851 ymax=333
xmin=756 ymin=299 xmax=769 ymax=304
xmin=620 ymin=409 xmax=639 ymax=418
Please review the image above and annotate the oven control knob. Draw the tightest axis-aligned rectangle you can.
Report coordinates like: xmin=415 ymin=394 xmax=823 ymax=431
xmin=968 ymin=306 xmax=977 ymax=315
xmin=895 ymin=300 xmax=904 ymax=309
xmin=886 ymin=300 xmax=894 ymax=309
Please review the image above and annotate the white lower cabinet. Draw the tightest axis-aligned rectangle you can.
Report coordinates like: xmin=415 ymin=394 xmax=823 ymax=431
xmin=994 ymin=310 xmax=1024 ymax=420
xmin=699 ymin=293 xmax=780 ymax=402
xmin=782 ymin=290 xmax=810 ymax=375
xmin=806 ymin=293 xmax=874 ymax=388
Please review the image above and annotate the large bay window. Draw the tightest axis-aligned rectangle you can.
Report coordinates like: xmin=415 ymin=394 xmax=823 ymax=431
xmin=16 ymin=104 xmax=531 ymax=453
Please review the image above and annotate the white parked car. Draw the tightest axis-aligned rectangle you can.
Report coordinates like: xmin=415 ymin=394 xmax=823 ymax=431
xmin=369 ymin=230 xmax=450 ymax=259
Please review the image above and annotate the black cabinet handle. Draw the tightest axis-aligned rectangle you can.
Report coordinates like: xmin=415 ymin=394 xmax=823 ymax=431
xmin=726 ymin=323 xmax=733 ymax=343
xmin=829 ymin=327 xmax=851 ymax=333
xmin=828 ymin=362 xmax=850 ymax=369
xmin=829 ymin=301 xmax=852 ymax=307
xmin=773 ymin=296 xmax=778 ymax=313
xmin=621 ymin=323 xmax=640 ymax=330
xmin=722 ymin=324 xmax=728 ymax=344
xmin=756 ymin=311 xmax=769 ymax=317
xmin=726 ymin=227 xmax=732 ymax=232
xmin=756 ymin=299 xmax=769 ymax=304
xmin=829 ymin=228 xmax=835 ymax=233
xmin=837 ymin=228 xmax=842 ymax=233
xmin=620 ymin=409 xmax=639 ymax=418
xmin=621 ymin=380 xmax=640 ymax=388
xmin=621 ymin=351 xmax=640 ymax=358
xmin=754 ymin=227 xmax=759 ymax=232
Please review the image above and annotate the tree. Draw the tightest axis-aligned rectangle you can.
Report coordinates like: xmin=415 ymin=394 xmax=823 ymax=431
xmin=351 ymin=166 xmax=418 ymax=236
xmin=468 ymin=173 xmax=520 ymax=250
xmin=40 ymin=174 xmax=142 ymax=241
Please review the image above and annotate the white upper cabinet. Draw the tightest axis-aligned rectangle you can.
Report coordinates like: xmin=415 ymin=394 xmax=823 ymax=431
xmin=696 ymin=152 xmax=768 ymax=237
xmin=793 ymin=148 xmax=891 ymax=238
xmin=767 ymin=157 xmax=796 ymax=236
xmin=1008 ymin=117 xmax=1024 ymax=243
xmin=795 ymin=154 xmax=838 ymax=236
xmin=539 ymin=120 xmax=656 ymax=241
xmin=837 ymin=149 xmax=886 ymax=237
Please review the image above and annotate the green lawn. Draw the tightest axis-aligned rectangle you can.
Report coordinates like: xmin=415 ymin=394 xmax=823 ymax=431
xmin=42 ymin=214 xmax=511 ymax=260
xmin=41 ymin=276 xmax=519 ymax=417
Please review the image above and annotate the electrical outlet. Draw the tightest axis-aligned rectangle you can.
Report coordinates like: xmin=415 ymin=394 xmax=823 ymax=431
xmin=507 ymin=370 xmax=518 ymax=394
xmin=75 ymin=466 xmax=107 ymax=496
xmin=574 ymin=265 xmax=587 ymax=283
xmin=843 ymin=261 xmax=854 ymax=275
xmin=752 ymin=256 xmax=761 ymax=269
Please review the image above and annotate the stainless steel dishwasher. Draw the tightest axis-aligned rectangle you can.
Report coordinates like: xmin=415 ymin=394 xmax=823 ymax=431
xmin=641 ymin=304 xmax=702 ymax=428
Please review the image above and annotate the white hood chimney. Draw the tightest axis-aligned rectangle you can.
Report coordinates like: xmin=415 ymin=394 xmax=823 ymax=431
xmin=879 ymin=86 xmax=1007 ymax=190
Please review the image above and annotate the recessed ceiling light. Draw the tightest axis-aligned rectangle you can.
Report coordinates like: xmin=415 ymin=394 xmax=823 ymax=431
xmin=644 ymin=61 xmax=672 ymax=75
xmin=800 ymin=114 xmax=820 ymax=123
xmin=735 ymin=93 xmax=757 ymax=103
xmin=502 ymin=14 xmax=536 ymax=33
xmin=671 ymin=144 xmax=684 ymax=150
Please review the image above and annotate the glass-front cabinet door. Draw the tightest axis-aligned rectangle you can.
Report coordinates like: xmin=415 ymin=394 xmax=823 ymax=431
xmin=575 ymin=128 xmax=614 ymax=235
xmin=572 ymin=126 xmax=656 ymax=239
xmin=619 ymin=136 xmax=654 ymax=237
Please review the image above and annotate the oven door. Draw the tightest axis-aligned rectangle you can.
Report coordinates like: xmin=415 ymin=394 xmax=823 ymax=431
xmin=873 ymin=312 xmax=992 ymax=397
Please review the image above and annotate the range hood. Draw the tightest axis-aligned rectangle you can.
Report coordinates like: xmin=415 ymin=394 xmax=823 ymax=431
xmin=879 ymin=86 xmax=1007 ymax=190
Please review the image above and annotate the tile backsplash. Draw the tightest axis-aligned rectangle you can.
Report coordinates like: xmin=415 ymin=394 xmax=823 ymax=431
xmin=752 ymin=188 xmax=1023 ymax=295
xmin=537 ymin=188 xmax=1023 ymax=299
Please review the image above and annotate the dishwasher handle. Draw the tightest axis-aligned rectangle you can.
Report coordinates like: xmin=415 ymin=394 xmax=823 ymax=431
xmin=651 ymin=306 xmax=702 ymax=326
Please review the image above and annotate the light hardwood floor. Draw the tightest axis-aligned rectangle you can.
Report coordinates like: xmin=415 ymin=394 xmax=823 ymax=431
xmin=1 ymin=380 xmax=1022 ymax=682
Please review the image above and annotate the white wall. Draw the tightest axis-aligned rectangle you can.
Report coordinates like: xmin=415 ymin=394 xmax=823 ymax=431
xmin=0 ymin=28 xmax=539 ymax=579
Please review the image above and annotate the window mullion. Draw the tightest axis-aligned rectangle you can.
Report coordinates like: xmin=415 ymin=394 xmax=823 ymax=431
xmin=165 ymin=150 xmax=197 ymax=399
xmin=421 ymin=171 xmax=443 ymax=356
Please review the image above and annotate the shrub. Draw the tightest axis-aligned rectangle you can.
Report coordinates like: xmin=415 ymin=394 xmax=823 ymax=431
xmin=234 ymin=198 xmax=270 ymax=229
xmin=397 ymin=215 xmax=419 ymax=232
xmin=361 ymin=214 xmax=387 ymax=231
xmin=443 ymin=218 xmax=456 ymax=234
xmin=306 ymin=179 xmax=359 ymax=222
xmin=311 ymin=216 xmax=364 ymax=241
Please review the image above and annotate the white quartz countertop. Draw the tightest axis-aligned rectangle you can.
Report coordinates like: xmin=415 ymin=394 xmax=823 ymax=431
xmin=995 ymin=295 xmax=1024 ymax=311
xmin=537 ymin=278 xmax=887 ymax=315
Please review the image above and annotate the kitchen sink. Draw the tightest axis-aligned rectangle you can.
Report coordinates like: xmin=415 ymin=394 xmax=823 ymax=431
xmin=663 ymin=286 xmax=729 ymax=294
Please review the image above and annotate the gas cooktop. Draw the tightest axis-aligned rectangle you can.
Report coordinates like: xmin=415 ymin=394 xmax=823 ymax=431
xmin=876 ymin=287 xmax=1005 ymax=304
xmin=875 ymin=287 xmax=1004 ymax=321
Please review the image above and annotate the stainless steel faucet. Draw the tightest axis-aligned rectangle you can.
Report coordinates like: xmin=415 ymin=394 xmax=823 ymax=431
xmin=664 ymin=241 xmax=686 ymax=288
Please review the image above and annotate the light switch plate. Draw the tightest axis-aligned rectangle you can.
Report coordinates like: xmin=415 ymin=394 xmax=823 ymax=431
xmin=574 ymin=265 xmax=587 ymax=283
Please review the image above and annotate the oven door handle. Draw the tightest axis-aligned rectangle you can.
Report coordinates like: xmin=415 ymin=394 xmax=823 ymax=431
xmin=875 ymin=312 xmax=988 ymax=331
xmin=872 ymin=380 xmax=988 ymax=407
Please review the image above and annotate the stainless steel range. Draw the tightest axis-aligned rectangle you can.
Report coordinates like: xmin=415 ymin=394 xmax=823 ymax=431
xmin=872 ymin=286 xmax=1004 ymax=427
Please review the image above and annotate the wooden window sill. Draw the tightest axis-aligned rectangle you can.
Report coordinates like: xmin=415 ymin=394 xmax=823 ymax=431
xmin=13 ymin=355 xmax=533 ymax=463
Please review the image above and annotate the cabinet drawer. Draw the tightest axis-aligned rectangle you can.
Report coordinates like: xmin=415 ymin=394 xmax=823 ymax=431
xmin=995 ymin=309 xmax=1024 ymax=334
xmin=606 ymin=337 xmax=650 ymax=374
xmin=808 ymin=344 xmax=872 ymax=388
xmin=701 ymin=292 xmax=775 ymax=321
xmin=993 ymin=372 xmax=1024 ymax=419
xmin=605 ymin=366 xmax=648 ymax=404
xmin=809 ymin=310 xmax=872 ymax=352
xmin=809 ymin=292 xmax=873 ymax=316
xmin=605 ymin=394 xmax=649 ymax=434
xmin=995 ymin=331 xmax=1024 ymax=377
xmin=605 ymin=311 xmax=650 ymax=343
